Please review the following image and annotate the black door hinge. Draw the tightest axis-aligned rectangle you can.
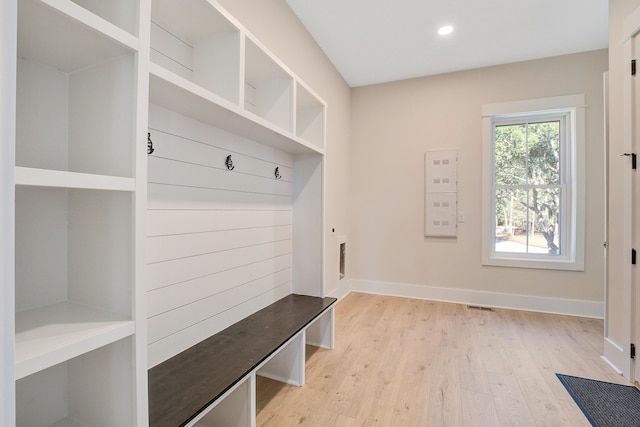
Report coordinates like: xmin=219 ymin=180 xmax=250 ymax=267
xmin=633 ymin=249 xmax=637 ymax=265
xmin=631 ymin=343 xmax=636 ymax=359
xmin=633 ymin=59 xmax=637 ymax=75
xmin=622 ymin=153 xmax=637 ymax=169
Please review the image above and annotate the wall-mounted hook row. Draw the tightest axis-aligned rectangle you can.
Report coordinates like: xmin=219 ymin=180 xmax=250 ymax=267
xmin=225 ymin=154 xmax=235 ymax=170
xmin=223 ymin=154 xmax=289 ymax=179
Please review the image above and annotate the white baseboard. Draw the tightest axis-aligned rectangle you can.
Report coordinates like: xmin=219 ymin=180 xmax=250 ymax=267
xmin=350 ymin=279 xmax=604 ymax=318
xmin=602 ymin=337 xmax=630 ymax=378
xmin=327 ymin=280 xmax=352 ymax=301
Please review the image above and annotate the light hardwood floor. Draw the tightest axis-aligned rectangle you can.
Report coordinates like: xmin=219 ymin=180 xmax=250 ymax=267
xmin=256 ymin=292 xmax=633 ymax=426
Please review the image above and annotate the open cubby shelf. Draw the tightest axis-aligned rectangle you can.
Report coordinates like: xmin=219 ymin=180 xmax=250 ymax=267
xmin=15 ymin=302 xmax=134 ymax=380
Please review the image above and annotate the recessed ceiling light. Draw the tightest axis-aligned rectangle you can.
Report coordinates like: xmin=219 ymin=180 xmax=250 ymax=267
xmin=438 ymin=25 xmax=454 ymax=36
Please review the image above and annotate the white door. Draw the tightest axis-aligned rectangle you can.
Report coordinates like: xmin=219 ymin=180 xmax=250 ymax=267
xmin=634 ymin=34 xmax=640 ymax=384
xmin=603 ymin=8 xmax=640 ymax=381
xmin=628 ymin=18 xmax=640 ymax=384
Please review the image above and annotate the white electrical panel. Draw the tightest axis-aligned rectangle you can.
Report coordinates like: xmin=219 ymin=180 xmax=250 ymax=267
xmin=425 ymin=193 xmax=457 ymax=236
xmin=425 ymin=150 xmax=458 ymax=237
xmin=425 ymin=150 xmax=457 ymax=193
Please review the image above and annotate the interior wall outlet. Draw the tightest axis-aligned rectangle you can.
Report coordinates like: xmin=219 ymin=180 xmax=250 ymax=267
xmin=458 ymin=212 xmax=465 ymax=223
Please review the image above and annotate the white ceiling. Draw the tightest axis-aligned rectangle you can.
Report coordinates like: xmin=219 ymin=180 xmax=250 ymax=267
xmin=285 ymin=0 xmax=609 ymax=88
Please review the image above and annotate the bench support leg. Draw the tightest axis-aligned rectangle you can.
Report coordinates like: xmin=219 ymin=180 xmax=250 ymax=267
xmin=306 ymin=306 xmax=335 ymax=349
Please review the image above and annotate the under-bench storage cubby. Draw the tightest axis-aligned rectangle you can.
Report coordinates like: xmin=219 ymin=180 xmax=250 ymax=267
xmin=193 ymin=375 xmax=254 ymax=427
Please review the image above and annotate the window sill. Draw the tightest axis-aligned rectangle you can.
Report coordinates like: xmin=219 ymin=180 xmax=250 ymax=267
xmin=482 ymin=254 xmax=585 ymax=271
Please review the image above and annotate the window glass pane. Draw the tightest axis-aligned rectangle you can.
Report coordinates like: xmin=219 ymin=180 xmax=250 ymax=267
xmin=494 ymin=124 xmax=527 ymax=186
xmin=530 ymin=187 xmax=561 ymax=255
xmin=495 ymin=187 xmax=561 ymax=255
xmin=495 ymin=188 xmax=529 ymax=253
xmin=527 ymin=121 xmax=560 ymax=185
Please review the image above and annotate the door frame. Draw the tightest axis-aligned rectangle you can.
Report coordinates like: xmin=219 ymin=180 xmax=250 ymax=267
xmin=0 ymin=0 xmax=17 ymax=425
xmin=605 ymin=5 xmax=640 ymax=381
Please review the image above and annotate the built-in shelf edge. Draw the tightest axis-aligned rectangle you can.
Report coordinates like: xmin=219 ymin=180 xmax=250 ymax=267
xmin=15 ymin=167 xmax=135 ymax=191
xmin=37 ymin=0 xmax=139 ymax=52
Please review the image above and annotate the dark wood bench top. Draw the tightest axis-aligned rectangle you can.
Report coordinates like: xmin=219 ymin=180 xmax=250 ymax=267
xmin=148 ymin=294 xmax=337 ymax=427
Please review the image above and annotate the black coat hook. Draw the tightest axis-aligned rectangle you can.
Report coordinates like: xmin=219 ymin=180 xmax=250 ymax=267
xmin=275 ymin=167 xmax=281 ymax=180
xmin=147 ymin=132 xmax=154 ymax=155
xmin=225 ymin=155 xmax=235 ymax=170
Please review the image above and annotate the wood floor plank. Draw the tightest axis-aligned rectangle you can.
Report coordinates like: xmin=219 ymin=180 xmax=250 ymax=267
xmin=461 ymin=390 xmax=500 ymax=427
xmin=488 ymin=373 xmax=535 ymax=427
xmin=255 ymin=292 xmax=633 ymax=426
xmin=503 ymin=347 xmax=573 ymax=427
xmin=426 ymin=344 xmax=463 ymax=426
xmin=457 ymin=311 xmax=492 ymax=395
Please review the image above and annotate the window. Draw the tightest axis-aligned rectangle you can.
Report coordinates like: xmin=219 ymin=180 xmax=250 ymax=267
xmin=482 ymin=95 xmax=585 ymax=270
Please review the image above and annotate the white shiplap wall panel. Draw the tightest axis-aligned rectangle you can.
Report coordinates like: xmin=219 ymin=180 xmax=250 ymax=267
xmin=147 ymin=268 xmax=292 ymax=343
xmin=148 ymin=254 xmax=291 ymax=317
xmin=148 ymin=240 xmax=292 ymax=291
xmin=147 ymin=104 xmax=294 ymax=367
xmin=150 ymin=22 xmax=193 ymax=81
xmin=148 ymin=283 xmax=291 ymax=368
xmin=147 ymin=225 xmax=292 ymax=264
xmin=147 ymin=184 xmax=291 ymax=210
xmin=147 ymin=209 xmax=292 ymax=237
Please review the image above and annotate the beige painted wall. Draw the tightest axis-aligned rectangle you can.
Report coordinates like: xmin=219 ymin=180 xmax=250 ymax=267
xmin=216 ymin=0 xmax=352 ymax=296
xmin=350 ymin=50 xmax=608 ymax=305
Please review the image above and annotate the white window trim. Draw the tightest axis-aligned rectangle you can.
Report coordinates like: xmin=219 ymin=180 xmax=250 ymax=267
xmin=481 ymin=94 xmax=586 ymax=271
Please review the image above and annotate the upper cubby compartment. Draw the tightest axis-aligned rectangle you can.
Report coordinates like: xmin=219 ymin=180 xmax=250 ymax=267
xmin=244 ymin=38 xmax=294 ymax=133
xmin=16 ymin=0 xmax=137 ymax=179
xmin=296 ymin=82 xmax=325 ymax=150
xmin=147 ymin=0 xmax=325 ymax=156
xmin=150 ymin=0 xmax=241 ymax=105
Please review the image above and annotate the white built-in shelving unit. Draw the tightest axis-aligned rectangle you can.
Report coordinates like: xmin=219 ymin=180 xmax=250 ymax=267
xmin=1 ymin=0 xmax=326 ymax=424
xmin=5 ymin=0 xmax=150 ymax=425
